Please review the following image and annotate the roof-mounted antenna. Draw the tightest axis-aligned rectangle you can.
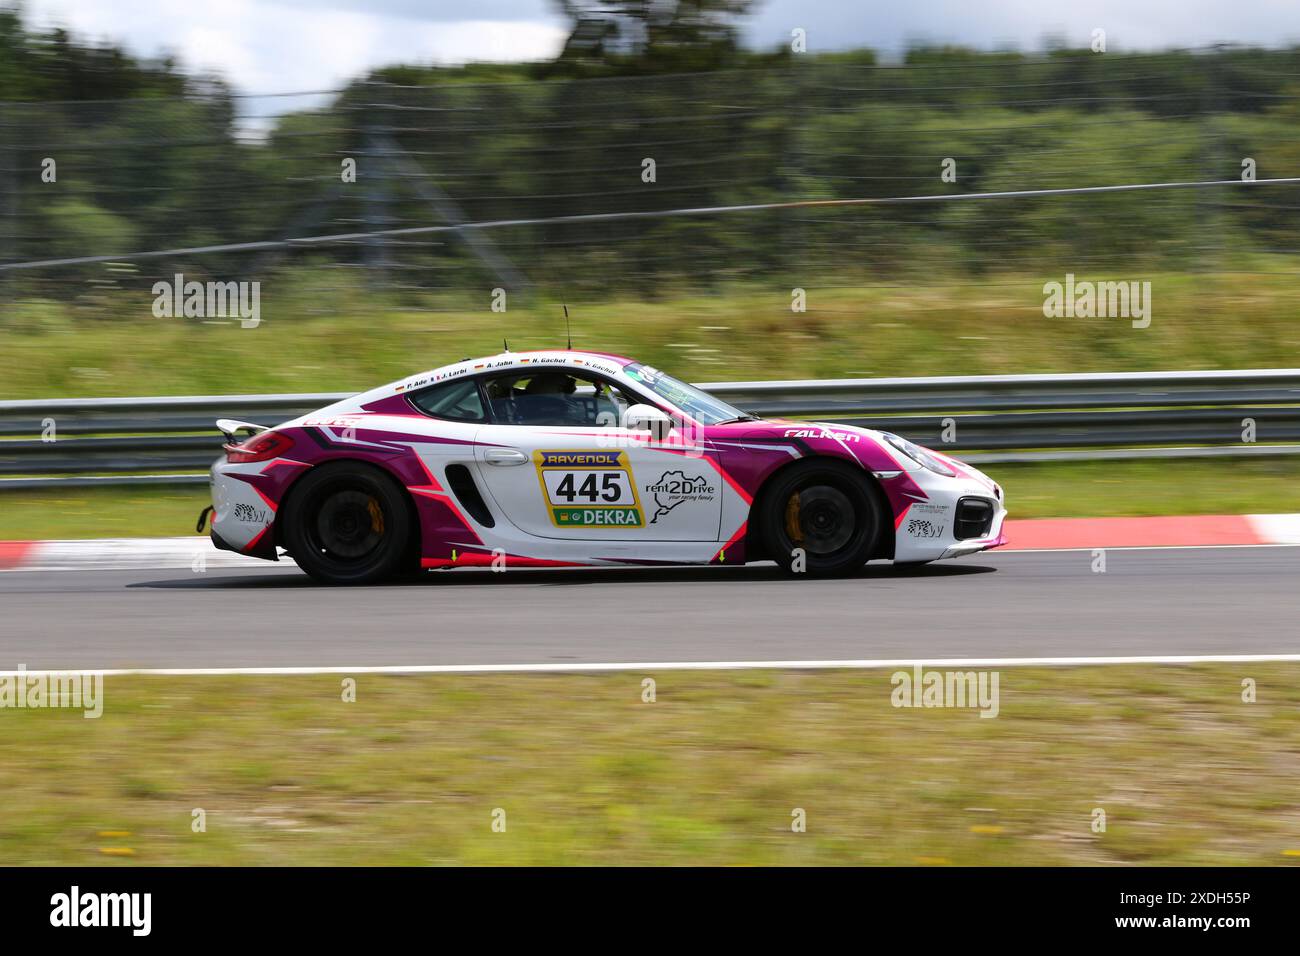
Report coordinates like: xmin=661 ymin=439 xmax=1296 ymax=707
xmin=503 ymin=338 xmax=509 ymax=352
xmin=563 ymin=302 xmax=572 ymax=350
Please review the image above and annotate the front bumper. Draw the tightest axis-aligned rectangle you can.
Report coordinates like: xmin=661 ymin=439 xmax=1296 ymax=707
xmin=885 ymin=460 xmax=1007 ymax=562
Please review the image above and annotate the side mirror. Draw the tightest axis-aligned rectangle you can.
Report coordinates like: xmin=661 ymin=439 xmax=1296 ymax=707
xmin=624 ymin=404 xmax=673 ymax=440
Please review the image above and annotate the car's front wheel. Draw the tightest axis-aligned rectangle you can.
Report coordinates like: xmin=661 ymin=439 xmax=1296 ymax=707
xmin=759 ymin=460 xmax=884 ymax=576
xmin=282 ymin=461 xmax=414 ymax=585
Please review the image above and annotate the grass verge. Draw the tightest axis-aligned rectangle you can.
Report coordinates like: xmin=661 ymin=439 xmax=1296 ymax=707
xmin=2 ymin=665 xmax=1298 ymax=865
xmin=2 ymin=457 xmax=1298 ymax=540
xmin=3 ymin=270 xmax=1300 ymax=399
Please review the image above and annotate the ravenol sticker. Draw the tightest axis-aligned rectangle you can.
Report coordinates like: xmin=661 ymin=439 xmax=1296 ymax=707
xmin=537 ymin=450 xmax=624 ymax=468
xmin=534 ymin=449 xmax=645 ymax=529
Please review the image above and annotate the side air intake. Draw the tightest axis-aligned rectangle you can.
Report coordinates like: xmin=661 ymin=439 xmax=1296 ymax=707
xmin=445 ymin=464 xmax=496 ymax=528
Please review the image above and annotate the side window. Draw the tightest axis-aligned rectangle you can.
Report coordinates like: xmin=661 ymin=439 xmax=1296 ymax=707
xmin=572 ymin=378 xmax=635 ymax=427
xmin=481 ymin=371 xmax=639 ymax=427
xmin=408 ymin=378 xmax=487 ymax=422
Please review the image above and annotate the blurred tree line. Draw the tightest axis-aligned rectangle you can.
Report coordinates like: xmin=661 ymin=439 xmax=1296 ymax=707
xmin=3 ymin=3 xmax=1300 ymax=303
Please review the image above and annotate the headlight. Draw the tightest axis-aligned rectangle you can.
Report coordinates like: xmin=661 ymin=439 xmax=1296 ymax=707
xmin=880 ymin=432 xmax=957 ymax=477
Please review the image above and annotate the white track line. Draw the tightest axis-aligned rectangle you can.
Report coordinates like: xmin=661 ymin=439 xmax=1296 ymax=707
xmin=993 ymin=543 xmax=1300 ymax=553
xmin=3 ymin=654 xmax=1300 ymax=678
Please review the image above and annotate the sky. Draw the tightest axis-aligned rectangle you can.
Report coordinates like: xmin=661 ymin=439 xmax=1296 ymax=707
xmin=17 ymin=0 xmax=1300 ymax=98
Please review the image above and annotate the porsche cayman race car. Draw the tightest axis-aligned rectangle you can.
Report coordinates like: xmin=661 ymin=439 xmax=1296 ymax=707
xmin=205 ymin=351 xmax=1007 ymax=584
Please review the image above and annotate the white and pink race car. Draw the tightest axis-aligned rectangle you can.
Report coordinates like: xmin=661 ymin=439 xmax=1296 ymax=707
xmin=205 ymin=350 xmax=1006 ymax=584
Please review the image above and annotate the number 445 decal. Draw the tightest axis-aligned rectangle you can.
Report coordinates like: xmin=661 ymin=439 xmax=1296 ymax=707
xmin=534 ymin=450 xmax=646 ymax=528
xmin=555 ymin=472 xmax=624 ymax=502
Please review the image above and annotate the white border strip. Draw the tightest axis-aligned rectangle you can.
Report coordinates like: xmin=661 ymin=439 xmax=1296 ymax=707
xmin=4 ymin=536 xmax=1300 ymax=573
xmin=4 ymin=654 xmax=1300 ymax=678
xmin=995 ymin=543 xmax=1300 ymax=553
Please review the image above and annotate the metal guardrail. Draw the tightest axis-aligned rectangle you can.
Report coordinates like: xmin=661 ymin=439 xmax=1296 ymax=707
xmin=2 ymin=370 xmax=1299 ymax=489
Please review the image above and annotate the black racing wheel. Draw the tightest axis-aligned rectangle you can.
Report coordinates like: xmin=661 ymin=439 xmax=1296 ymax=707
xmin=282 ymin=461 xmax=414 ymax=585
xmin=759 ymin=460 xmax=884 ymax=576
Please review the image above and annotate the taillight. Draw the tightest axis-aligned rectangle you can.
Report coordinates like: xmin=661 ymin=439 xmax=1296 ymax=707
xmin=224 ymin=430 xmax=292 ymax=463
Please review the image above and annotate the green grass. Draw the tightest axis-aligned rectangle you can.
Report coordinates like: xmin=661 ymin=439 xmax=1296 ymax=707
xmin=3 ymin=269 xmax=1300 ymax=399
xmin=2 ymin=457 xmax=1297 ymax=540
xmin=991 ymin=457 xmax=1300 ymax=519
xmin=2 ymin=665 xmax=1298 ymax=865
xmin=0 ymin=486 xmax=211 ymax=539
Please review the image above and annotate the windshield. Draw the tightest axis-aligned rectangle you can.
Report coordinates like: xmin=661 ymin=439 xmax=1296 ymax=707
xmin=623 ymin=363 xmax=751 ymax=425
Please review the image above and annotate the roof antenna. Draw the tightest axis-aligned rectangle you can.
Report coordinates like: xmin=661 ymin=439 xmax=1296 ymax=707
xmin=563 ymin=302 xmax=572 ymax=350
xmin=502 ymin=337 xmax=509 ymax=352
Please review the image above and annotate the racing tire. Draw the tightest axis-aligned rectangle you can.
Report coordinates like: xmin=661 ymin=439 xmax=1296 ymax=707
xmin=282 ymin=461 xmax=414 ymax=585
xmin=759 ymin=460 xmax=884 ymax=577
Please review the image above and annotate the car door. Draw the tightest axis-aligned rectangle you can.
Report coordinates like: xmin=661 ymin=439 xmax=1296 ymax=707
xmin=472 ymin=374 xmax=722 ymax=542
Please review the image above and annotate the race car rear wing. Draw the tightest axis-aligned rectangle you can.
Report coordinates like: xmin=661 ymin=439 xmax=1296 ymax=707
xmin=215 ymin=419 xmax=268 ymax=443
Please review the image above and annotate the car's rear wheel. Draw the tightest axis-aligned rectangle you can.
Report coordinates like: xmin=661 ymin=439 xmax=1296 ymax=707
xmin=282 ymin=461 xmax=413 ymax=585
xmin=759 ymin=460 xmax=883 ymax=576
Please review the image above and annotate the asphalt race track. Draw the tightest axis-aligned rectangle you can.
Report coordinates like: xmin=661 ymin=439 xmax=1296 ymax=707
xmin=0 ymin=545 xmax=1297 ymax=670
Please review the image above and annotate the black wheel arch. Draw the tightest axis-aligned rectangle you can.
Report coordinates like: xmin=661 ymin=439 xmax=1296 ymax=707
xmin=274 ymin=456 xmax=422 ymax=564
xmin=744 ymin=455 xmax=895 ymax=563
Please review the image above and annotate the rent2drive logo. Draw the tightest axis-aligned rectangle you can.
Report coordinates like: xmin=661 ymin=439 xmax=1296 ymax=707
xmin=645 ymin=470 xmax=716 ymax=523
xmin=50 ymin=887 xmax=151 ymax=936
